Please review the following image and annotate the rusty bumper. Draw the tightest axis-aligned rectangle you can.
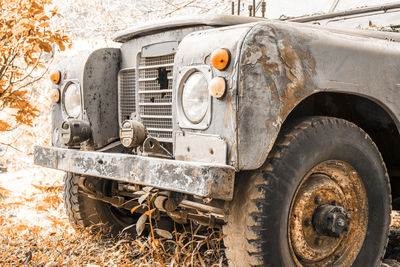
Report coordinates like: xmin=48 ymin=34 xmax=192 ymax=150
xmin=34 ymin=146 xmax=235 ymax=200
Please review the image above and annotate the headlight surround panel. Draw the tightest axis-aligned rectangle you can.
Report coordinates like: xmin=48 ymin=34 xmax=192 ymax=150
xmin=176 ymin=66 xmax=212 ymax=130
xmin=62 ymin=81 xmax=82 ymax=118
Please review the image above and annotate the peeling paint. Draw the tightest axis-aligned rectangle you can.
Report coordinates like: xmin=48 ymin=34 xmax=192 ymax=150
xmin=278 ymin=40 xmax=306 ymax=118
xmin=34 ymin=145 xmax=235 ymax=200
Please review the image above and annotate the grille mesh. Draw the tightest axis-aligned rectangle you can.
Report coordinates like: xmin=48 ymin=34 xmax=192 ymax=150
xmin=138 ymin=54 xmax=174 ymax=142
xmin=119 ymin=69 xmax=136 ymax=122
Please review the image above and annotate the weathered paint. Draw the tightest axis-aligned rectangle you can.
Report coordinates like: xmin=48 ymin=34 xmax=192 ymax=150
xmin=82 ymin=48 xmax=121 ymax=149
xmin=174 ymin=24 xmax=255 ymax=168
xmin=237 ymin=21 xmax=400 ymax=170
xmin=51 ymin=48 xmax=121 ymax=150
xmin=34 ymin=145 xmax=235 ymax=200
xmin=45 ymin=18 xmax=400 ymax=197
xmin=112 ymin=15 xmax=265 ymax=42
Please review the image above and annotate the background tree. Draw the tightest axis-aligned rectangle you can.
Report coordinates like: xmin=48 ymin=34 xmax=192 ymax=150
xmin=0 ymin=0 xmax=70 ymax=131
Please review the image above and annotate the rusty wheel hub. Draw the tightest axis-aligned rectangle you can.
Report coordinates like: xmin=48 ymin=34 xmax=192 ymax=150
xmin=312 ymin=204 xmax=350 ymax=237
xmin=289 ymin=161 xmax=368 ymax=266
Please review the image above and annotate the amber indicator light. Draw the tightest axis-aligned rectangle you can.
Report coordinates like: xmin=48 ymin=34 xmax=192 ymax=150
xmin=50 ymin=71 xmax=61 ymax=84
xmin=210 ymin=48 xmax=231 ymax=70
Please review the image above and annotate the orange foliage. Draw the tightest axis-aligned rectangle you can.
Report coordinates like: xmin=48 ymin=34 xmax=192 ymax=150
xmin=0 ymin=0 xmax=70 ymax=131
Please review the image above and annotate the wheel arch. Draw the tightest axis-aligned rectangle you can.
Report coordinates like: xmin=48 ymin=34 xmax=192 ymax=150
xmin=281 ymin=91 xmax=400 ymax=204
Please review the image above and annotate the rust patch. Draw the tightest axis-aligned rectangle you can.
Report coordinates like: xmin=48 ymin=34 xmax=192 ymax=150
xmin=257 ymin=46 xmax=279 ymax=74
xmin=278 ymin=40 xmax=306 ymax=118
xmin=268 ymin=82 xmax=276 ymax=101
xmin=289 ymin=160 xmax=368 ymax=266
xmin=299 ymin=50 xmax=316 ymax=75
xmin=228 ymin=142 xmax=237 ymax=167
xmin=245 ymin=46 xmax=262 ymax=66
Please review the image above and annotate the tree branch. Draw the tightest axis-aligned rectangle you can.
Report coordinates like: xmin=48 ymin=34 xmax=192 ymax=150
xmin=0 ymin=142 xmax=23 ymax=153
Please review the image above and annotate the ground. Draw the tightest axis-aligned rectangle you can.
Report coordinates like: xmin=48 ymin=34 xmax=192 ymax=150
xmin=0 ymin=166 xmax=225 ymax=266
xmin=0 ymin=165 xmax=399 ymax=266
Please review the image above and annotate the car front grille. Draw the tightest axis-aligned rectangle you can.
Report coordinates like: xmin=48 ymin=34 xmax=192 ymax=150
xmin=118 ymin=53 xmax=174 ymax=143
xmin=137 ymin=54 xmax=174 ymax=142
xmin=118 ymin=69 xmax=136 ymax=122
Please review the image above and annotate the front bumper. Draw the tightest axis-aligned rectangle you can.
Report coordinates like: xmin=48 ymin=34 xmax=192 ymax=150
xmin=34 ymin=146 xmax=235 ymax=200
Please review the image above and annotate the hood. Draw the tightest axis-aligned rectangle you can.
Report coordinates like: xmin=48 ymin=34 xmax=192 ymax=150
xmin=112 ymin=15 xmax=265 ymax=43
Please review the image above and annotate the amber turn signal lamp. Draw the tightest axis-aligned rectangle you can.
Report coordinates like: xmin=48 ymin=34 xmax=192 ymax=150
xmin=209 ymin=77 xmax=226 ymax=99
xmin=210 ymin=48 xmax=231 ymax=70
xmin=50 ymin=89 xmax=60 ymax=103
xmin=50 ymin=71 xmax=61 ymax=84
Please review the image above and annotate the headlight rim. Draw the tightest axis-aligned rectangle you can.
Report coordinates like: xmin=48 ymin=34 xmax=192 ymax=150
xmin=62 ymin=81 xmax=82 ymax=119
xmin=176 ymin=66 xmax=212 ymax=130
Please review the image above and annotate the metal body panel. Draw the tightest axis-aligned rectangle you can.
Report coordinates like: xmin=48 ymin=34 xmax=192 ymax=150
xmin=82 ymin=48 xmax=121 ymax=149
xmin=174 ymin=132 xmax=227 ymax=165
xmin=51 ymin=51 xmax=91 ymax=147
xmin=174 ymin=24 xmax=255 ymax=168
xmin=51 ymin=49 xmax=121 ymax=149
xmin=237 ymin=21 xmax=400 ymax=170
xmin=34 ymin=145 xmax=235 ymax=200
xmin=112 ymin=15 xmax=265 ymax=43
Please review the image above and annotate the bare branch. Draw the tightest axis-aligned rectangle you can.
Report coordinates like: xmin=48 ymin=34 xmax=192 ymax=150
xmin=0 ymin=142 xmax=23 ymax=153
xmin=164 ymin=0 xmax=198 ymax=16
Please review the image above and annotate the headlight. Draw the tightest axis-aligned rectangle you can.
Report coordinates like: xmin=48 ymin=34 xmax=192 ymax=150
xmin=181 ymin=72 xmax=209 ymax=124
xmin=63 ymin=82 xmax=81 ymax=118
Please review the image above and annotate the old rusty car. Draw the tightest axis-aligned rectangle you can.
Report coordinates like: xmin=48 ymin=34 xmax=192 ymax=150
xmin=35 ymin=1 xmax=400 ymax=266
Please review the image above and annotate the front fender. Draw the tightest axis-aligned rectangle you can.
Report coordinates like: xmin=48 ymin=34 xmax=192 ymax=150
xmin=238 ymin=21 xmax=400 ymax=170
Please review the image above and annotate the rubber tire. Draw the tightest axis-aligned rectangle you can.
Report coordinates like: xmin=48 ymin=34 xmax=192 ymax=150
xmin=223 ymin=116 xmax=391 ymax=267
xmin=63 ymin=172 xmax=137 ymax=236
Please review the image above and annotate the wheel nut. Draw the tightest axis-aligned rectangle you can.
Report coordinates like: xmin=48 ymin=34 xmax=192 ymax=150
xmin=337 ymin=218 xmax=345 ymax=227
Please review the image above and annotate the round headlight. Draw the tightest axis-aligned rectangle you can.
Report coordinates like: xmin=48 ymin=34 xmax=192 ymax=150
xmin=63 ymin=83 xmax=81 ymax=118
xmin=181 ymin=72 xmax=209 ymax=124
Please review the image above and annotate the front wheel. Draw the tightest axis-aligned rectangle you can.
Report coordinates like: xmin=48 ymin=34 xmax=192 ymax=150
xmin=63 ymin=173 xmax=138 ymax=235
xmin=223 ymin=117 xmax=391 ymax=267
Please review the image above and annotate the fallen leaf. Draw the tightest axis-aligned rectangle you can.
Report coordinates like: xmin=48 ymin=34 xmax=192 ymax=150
xmin=136 ymin=213 xmax=147 ymax=236
xmin=155 ymin=228 xmax=173 ymax=239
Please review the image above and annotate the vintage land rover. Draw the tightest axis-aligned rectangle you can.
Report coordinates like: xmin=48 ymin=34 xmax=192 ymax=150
xmin=34 ymin=1 xmax=400 ymax=266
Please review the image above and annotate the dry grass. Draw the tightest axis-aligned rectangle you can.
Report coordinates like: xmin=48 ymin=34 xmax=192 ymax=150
xmin=0 ymin=167 xmax=226 ymax=266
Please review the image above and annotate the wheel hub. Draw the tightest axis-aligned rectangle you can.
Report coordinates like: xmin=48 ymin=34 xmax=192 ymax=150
xmin=312 ymin=205 xmax=350 ymax=237
xmin=288 ymin=160 xmax=368 ymax=266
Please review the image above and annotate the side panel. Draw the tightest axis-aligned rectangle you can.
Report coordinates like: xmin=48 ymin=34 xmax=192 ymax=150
xmin=82 ymin=48 xmax=121 ymax=149
xmin=238 ymin=21 xmax=400 ymax=170
xmin=51 ymin=52 xmax=91 ymax=147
